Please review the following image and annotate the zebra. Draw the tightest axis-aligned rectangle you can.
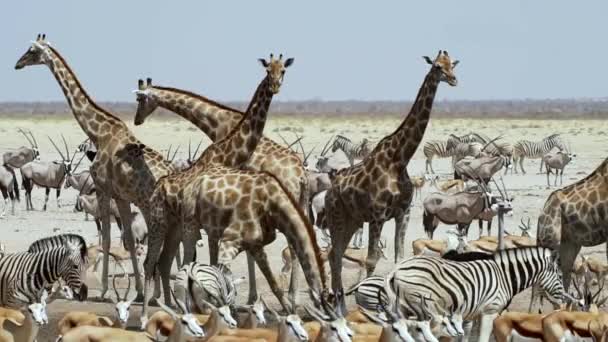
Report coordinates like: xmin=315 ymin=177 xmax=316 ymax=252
xmin=331 ymin=135 xmax=372 ymax=167
xmin=344 ymin=275 xmax=388 ymax=312
xmin=0 ymin=234 xmax=88 ymax=308
xmin=175 ymin=262 xmax=245 ymax=310
xmin=512 ymin=134 xmax=565 ymax=174
xmin=423 ymin=140 xmax=454 ymax=174
xmin=446 ymin=132 xmax=489 ymax=151
xmin=386 ymin=247 xmax=565 ymax=342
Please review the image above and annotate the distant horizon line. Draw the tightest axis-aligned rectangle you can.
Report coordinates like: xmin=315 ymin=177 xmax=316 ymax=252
xmin=1 ymin=97 xmax=608 ymax=104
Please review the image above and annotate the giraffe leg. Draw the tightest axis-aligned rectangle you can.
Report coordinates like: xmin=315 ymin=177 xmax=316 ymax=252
xmin=97 ymin=192 xmax=112 ymax=299
xmin=394 ymin=209 xmax=410 ymax=262
xmin=208 ymin=230 xmax=220 ymax=265
xmin=286 ymin=246 xmax=299 ymax=307
xmin=560 ymin=241 xmax=581 ymax=293
xmin=141 ymin=209 xmax=165 ymax=325
xmin=181 ymin=225 xmax=201 ymax=265
xmin=329 ymin=226 xmax=352 ymax=299
xmin=366 ymin=220 xmax=384 ymax=277
xmin=158 ymin=224 xmax=181 ymax=307
xmin=115 ymin=200 xmax=144 ymax=300
xmin=95 ymin=219 xmax=102 ymax=246
xmin=250 ymin=248 xmax=290 ymax=312
xmin=246 ymin=251 xmax=258 ymax=304
xmin=43 ymin=187 xmax=50 ymax=211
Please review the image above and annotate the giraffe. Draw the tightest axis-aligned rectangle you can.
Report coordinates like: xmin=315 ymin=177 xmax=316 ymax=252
xmin=324 ymin=50 xmax=459 ymax=302
xmin=133 ymin=74 xmax=308 ymax=305
xmin=14 ymin=34 xmax=175 ymax=300
xmin=138 ymin=55 xmax=326 ymax=319
xmin=531 ymin=157 xmax=608 ymax=310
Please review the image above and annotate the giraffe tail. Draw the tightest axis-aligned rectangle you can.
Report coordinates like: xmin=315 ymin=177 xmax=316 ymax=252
xmin=264 ymin=172 xmax=327 ymax=294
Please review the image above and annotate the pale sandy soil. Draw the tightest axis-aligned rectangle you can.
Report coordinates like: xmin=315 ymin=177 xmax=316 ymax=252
xmin=1 ymin=116 xmax=607 ymax=341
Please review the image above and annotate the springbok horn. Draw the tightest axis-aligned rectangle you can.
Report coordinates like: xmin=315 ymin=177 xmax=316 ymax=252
xmin=123 ymin=271 xmax=131 ymax=301
xmin=112 ymin=274 xmax=121 ymax=303
xmin=188 ymin=140 xmax=192 ymax=161
xmin=47 ymin=135 xmax=66 ymax=161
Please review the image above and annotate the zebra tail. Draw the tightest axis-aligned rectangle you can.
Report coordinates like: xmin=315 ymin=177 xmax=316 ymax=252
xmin=344 ymin=279 xmax=363 ymax=296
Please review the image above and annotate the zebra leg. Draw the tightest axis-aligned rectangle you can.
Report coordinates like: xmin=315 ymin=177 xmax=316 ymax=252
xmin=478 ymin=313 xmax=499 ymax=342
xmin=539 ymin=158 xmax=544 ymax=174
xmin=394 ymin=210 xmax=410 ymax=262
xmin=56 ymin=187 xmax=61 ymax=208
xmin=519 ymin=156 xmax=526 ymax=174
xmin=115 ymin=200 xmax=144 ymax=300
xmin=462 ymin=320 xmax=473 ymax=342
xmin=43 ymin=187 xmax=50 ymax=211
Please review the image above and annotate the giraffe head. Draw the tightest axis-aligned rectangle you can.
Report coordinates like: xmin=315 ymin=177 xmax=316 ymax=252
xmin=15 ymin=34 xmax=52 ymax=70
xmin=258 ymin=54 xmax=294 ymax=93
xmin=423 ymin=50 xmax=459 ymax=86
xmin=133 ymin=78 xmax=158 ymax=125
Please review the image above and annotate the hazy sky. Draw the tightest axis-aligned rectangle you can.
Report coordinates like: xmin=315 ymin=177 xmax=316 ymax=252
xmin=2 ymin=1 xmax=606 ymax=102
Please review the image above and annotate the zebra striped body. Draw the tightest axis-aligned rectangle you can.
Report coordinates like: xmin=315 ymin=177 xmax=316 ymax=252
xmin=446 ymin=133 xmax=489 ymax=151
xmin=0 ymin=237 xmax=88 ymax=307
xmin=331 ymin=135 xmax=371 ymax=166
xmin=345 ymin=275 xmax=388 ymax=312
xmin=423 ymin=140 xmax=454 ymax=173
xmin=176 ymin=262 xmax=239 ymax=308
xmin=513 ymin=134 xmax=564 ymax=174
xmin=387 ymin=247 xmax=564 ymax=342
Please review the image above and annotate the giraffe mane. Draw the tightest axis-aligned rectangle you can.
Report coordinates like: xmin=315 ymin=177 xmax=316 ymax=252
xmin=260 ymin=171 xmax=328 ymax=288
xmin=558 ymin=157 xmax=608 ymax=191
xmin=47 ymin=46 xmax=123 ymax=124
xmin=152 ymin=86 xmax=245 ymax=116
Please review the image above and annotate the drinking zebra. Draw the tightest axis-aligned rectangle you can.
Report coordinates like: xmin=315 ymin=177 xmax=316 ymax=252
xmin=331 ymin=135 xmax=372 ymax=167
xmin=446 ymin=132 xmax=489 ymax=151
xmin=0 ymin=234 xmax=88 ymax=307
xmin=386 ymin=247 xmax=565 ymax=342
xmin=175 ymin=262 xmax=245 ymax=309
xmin=345 ymin=275 xmax=388 ymax=312
xmin=512 ymin=134 xmax=565 ymax=174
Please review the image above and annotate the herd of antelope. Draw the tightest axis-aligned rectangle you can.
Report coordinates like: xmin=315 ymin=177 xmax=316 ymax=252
xmin=0 ymin=35 xmax=603 ymax=342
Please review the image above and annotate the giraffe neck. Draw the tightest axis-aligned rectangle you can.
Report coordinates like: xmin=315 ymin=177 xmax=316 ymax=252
xmin=45 ymin=46 xmax=125 ymax=144
xmin=193 ymin=75 xmax=273 ymax=170
xmin=374 ymin=71 xmax=440 ymax=168
xmin=149 ymin=87 xmax=242 ymax=142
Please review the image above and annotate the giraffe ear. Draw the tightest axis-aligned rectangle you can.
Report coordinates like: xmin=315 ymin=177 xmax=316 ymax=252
xmin=423 ymin=56 xmax=434 ymax=65
xmin=452 ymin=60 xmax=460 ymax=68
xmin=284 ymin=58 xmax=294 ymax=68
xmin=258 ymin=58 xmax=269 ymax=68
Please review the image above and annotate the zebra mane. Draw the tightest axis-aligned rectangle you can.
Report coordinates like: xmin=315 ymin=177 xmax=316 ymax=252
xmin=28 ymin=234 xmax=87 ymax=260
xmin=334 ymin=135 xmax=352 ymax=143
xmin=442 ymin=250 xmax=494 ymax=262
xmin=544 ymin=133 xmax=561 ymax=140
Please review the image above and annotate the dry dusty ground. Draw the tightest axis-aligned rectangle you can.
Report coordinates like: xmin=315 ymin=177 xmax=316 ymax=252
xmin=1 ymin=116 xmax=607 ymax=341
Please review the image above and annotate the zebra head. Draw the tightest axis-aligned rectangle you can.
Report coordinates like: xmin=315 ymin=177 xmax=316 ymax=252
xmin=59 ymin=238 xmax=89 ymax=301
xmin=423 ymin=50 xmax=459 ymax=87
xmin=538 ymin=249 xmax=565 ymax=306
